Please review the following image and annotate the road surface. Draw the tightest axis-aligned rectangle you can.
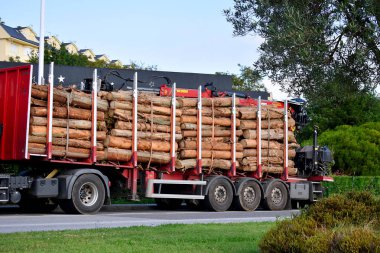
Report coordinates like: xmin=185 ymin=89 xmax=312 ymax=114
xmin=0 ymin=205 xmax=299 ymax=233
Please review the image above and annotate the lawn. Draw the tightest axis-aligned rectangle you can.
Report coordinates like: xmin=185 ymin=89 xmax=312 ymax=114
xmin=0 ymin=222 xmax=274 ymax=253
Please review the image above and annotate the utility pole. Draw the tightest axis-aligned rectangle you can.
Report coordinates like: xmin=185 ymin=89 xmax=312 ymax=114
xmin=38 ymin=0 xmax=45 ymax=85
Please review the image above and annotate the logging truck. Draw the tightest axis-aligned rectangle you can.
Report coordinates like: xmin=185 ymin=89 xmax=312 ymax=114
xmin=0 ymin=65 xmax=333 ymax=214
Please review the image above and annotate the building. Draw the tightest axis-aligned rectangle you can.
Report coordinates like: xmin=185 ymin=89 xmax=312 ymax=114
xmin=0 ymin=23 xmax=123 ymax=65
xmin=95 ymin=54 xmax=110 ymax=63
xmin=0 ymin=24 xmax=39 ymax=62
xmin=110 ymin=59 xmax=123 ymax=67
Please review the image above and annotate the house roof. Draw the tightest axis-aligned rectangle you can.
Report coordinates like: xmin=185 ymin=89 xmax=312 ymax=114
xmin=79 ymin=49 xmax=94 ymax=54
xmin=0 ymin=24 xmax=39 ymax=46
xmin=110 ymin=60 xmax=122 ymax=64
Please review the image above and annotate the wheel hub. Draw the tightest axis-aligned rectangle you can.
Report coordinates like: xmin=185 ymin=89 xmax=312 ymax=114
xmin=243 ymin=186 xmax=256 ymax=203
xmin=79 ymin=182 xmax=99 ymax=207
xmin=214 ymin=185 xmax=227 ymax=203
xmin=271 ymin=187 xmax=283 ymax=205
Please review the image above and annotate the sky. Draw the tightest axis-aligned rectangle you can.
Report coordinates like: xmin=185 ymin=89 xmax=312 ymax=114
xmin=1 ymin=0 xmax=288 ymax=99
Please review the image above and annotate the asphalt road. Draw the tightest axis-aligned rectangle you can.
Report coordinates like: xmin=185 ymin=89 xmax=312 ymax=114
xmin=0 ymin=205 xmax=300 ymax=233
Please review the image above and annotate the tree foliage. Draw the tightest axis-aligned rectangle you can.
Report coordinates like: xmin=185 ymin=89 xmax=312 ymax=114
xmin=216 ymin=64 xmax=266 ymax=91
xmin=225 ymin=0 xmax=380 ymax=95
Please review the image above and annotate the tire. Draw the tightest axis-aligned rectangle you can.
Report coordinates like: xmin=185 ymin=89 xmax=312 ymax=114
xmin=233 ymin=180 xmax=262 ymax=211
xmin=264 ymin=181 xmax=288 ymax=211
xmin=19 ymin=197 xmax=58 ymax=213
xmin=59 ymin=174 xmax=105 ymax=214
xmin=155 ymin=198 xmax=183 ymax=210
xmin=204 ymin=177 xmax=233 ymax=212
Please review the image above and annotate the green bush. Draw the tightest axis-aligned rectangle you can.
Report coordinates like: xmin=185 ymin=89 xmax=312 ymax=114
xmin=303 ymin=122 xmax=380 ymax=176
xmin=323 ymin=176 xmax=380 ymax=196
xmin=259 ymin=192 xmax=380 ymax=253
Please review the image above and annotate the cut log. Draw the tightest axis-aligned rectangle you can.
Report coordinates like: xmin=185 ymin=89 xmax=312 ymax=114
xmin=30 ymin=106 xmax=105 ymax=121
xmin=179 ymin=140 xmax=243 ymax=151
xmin=239 ymin=118 xmax=296 ymax=130
xmin=31 ymin=98 xmax=47 ymax=107
xmin=243 ymin=129 xmax=296 ymax=142
xmin=107 ymin=91 xmax=182 ymax=107
xmin=30 ymin=116 xmax=106 ymax=130
xmin=242 ymin=149 xmax=296 ymax=158
xmin=31 ymin=85 xmax=109 ymax=111
xmin=110 ymin=101 xmax=182 ymax=116
xmin=175 ymin=159 xmax=239 ymax=170
xmin=181 ymin=107 xmax=232 ymax=117
xmin=115 ymin=121 xmax=181 ymax=133
xmin=104 ymin=136 xmax=177 ymax=152
xmin=238 ymin=107 xmax=285 ymax=119
xmin=28 ymin=135 xmax=104 ymax=150
xmin=180 ymin=150 xmax=243 ymax=159
xmin=100 ymin=148 xmax=171 ymax=164
xmin=28 ymin=146 xmax=90 ymax=159
xmin=181 ymin=115 xmax=240 ymax=127
xmin=29 ymin=126 xmax=105 ymax=141
xmin=241 ymin=156 xmax=295 ymax=166
xmin=179 ymin=97 xmax=240 ymax=107
xmin=182 ymin=129 xmax=242 ymax=138
xmin=110 ymin=129 xmax=182 ymax=141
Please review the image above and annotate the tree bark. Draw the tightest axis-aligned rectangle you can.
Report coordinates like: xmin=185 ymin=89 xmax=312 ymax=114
xmin=104 ymin=136 xmax=177 ymax=152
xmin=179 ymin=140 xmax=243 ymax=151
xmin=30 ymin=116 xmax=106 ymax=130
xmin=115 ymin=121 xmax=181 ymax=133
xmin=180 ymin=150 xmax=243 ymax=159
xmin=110 ymin=129 xmax=182 ymax=141
xmin=30 ymin=106 xmax=105 ymax=121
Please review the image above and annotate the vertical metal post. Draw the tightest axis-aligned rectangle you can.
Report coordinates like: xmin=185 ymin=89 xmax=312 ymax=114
xmin=130 ymin=72 xmax=138 ymax=199
xmin=91 ymin=69 xmax=98 ymax=163
xmin=46 ymin=62 xmax=54 ymax=159
xmin=38 ymin=0 xmax=45 ymax=85
xmin=283 ymin=99 xmax=289 ymax=180
xmin=196 ymin=85 xmax=202 ymax=175
xmin=230 ymin=93 xmax=236 ymax=176
xmin=25 ymin=65 xmax=34 ymax=158
xmin=256 ymin=96 xmax=262 ymax=178
xmin=170 ymin=82 xmax=177 ymax=172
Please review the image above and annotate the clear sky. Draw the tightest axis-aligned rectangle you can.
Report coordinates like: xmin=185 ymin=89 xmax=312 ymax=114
xmin=1 ymin=0 xmax=288 ymax=98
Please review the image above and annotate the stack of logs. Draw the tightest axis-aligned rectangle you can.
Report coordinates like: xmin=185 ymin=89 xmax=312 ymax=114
xmin=176 ymin=97 xmax=243 ymax=171
xmin=27 ymin=85 xmax=300 ymax=176
xmin=237 ymin=105 xmax=299 ymax=175
xmin=101 ymin=90 xmax=182 ymax=165
xmin=28 ymin=85 xmax=108 ymax=158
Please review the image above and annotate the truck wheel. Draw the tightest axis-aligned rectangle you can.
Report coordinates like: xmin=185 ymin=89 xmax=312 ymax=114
xmin=234 ymin=181 xmax=261 ymax=211
xmin=155 ymin=198 xmax=183 ymax=210
xmin=59 ymin=174 xmax=105 ymax=214
xmin=204 ymin=177 xmax=233 ymax=212
xmin=264 ymin=181 xmax=288 ymax=211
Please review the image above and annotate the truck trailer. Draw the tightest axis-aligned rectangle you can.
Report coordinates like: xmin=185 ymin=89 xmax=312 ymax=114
xmin=0 ymin=64 xmax=333 ymax=214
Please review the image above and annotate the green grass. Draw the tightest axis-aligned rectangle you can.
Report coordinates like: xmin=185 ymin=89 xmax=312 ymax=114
xmin=0 ymin=222 xmax=274 ymax=253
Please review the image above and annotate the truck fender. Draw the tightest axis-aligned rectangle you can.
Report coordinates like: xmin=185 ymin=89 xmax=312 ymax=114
xmin=57 ymin=169 xmax=110 ymax=204
xmin=261 ymin=179 xmax=289 ymax=199
xmin=203 ymin=176 xmax=236 ymax=196
xmin=234 ymin=178 xmax=264 ymax=199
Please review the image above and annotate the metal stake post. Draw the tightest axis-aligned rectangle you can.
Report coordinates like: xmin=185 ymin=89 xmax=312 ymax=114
xmin=91 ymin=69 xmax=98 ymax=163
xmin=256 ymin=96 xmax=262 ymax=178
xmin=46 ymin=62 xmax=54 ymax=159
xmin=282 ymin=99 xmax=289 ymax=180
xmin=170 ymin=83 xmax=177 ymax=172
xmin=196 ymin=85 xmax=202 ymax=175
xmin=230 ymin=93 xmax=236 ymax=176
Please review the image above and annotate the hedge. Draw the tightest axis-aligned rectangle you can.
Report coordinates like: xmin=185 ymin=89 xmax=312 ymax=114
xmin=323 ymin=176 xmax=380 ymax=196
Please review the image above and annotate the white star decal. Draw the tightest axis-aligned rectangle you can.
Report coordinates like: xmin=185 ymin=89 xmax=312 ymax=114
xmin=58 ymin=75 xmax=65 ymax=83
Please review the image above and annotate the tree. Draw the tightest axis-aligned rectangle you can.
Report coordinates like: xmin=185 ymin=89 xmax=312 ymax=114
xmin=225 ymin=0 xmax=380 ymax=95
xmin=225 ymin=1 xmax=380 ymax=134
xmin=216 ymin=64 xmax=266 ymax=91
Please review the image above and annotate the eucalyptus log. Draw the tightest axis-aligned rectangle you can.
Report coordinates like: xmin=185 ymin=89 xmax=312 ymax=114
xmin=110 ymin=129 xmax=182 ymax=141
xmin=28 ymin=146 xmax=90 ymax=159
xmin=30 ymin=106 xmax=105 ymax=121
xmin=180 ymin=115 xmax=240 ymax=127
xmin=110 ymin=101 xmax=182 ymax=116
xmin=241 ymin=157 xmax=295 ymax=166
xmin=107 ymin=91 xmax=182 ymax=107
xmin=239 ymin=165 xmax=297 ymax=175
xmin=238 ymin=107 xmax=286 ymax=120
xmin=182 ymin=129 xmax=242 ymax=138
xmin=28 ymin=135 xmax=104 ymax=150
xmin=242 ymin=149 xmax=296 ymax=158
xmin=30 ymin=116 xmax=106 ymax=130
xmin=243 ymin=129 xmax=296 ymax=142
xmin=31 ymin=98 xmax=47 ymax=107
xmin=175 ymin=159 xmax=239 ymax=170
xmin=104 ymin=136 xmax=177 ymax=152
xmin=31 ymin=85 xmax=109 ymax=111
xmin=99 ymin=148 xmax=171 ymax=164
xmin=180 ymin=150 xmax=243 ymax=159
xmin=179 ymin=97 xmax=240 ymax=107
xmin=30 ymin=126 xmax=105 ymax=141
xmin=181 ymin=107 xmax=232 ymax=117
xmin=179 ymin=140 xmax=243 ymax=151
xmin=239 ymin=118 xmax=296 ymax=130
xmin=115 ymin=121 xmax=181 ymax=133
